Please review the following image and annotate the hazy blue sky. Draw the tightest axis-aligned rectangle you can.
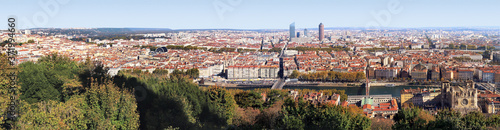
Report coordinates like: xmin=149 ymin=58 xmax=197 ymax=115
xmin=2 ymin=0 xmax=500 ymax=29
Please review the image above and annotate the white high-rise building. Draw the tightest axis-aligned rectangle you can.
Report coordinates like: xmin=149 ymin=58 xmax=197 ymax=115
xmin=304 ymin=28 xmax=308 ymax=37
xmin=24 ymin=30 xmax=31 ymax=35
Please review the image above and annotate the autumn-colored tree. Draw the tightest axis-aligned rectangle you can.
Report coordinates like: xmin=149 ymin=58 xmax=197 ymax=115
xmin=371 ymin=118 xmax=394 ymax=130
xmin=232 ymin=107 xmax=261 ymax=127
xmin=256 ymin=101 xmax=283 ymax=129
xmin=152 ymin=69 xmax=169 ymax=75
xmin=279 ymin=97 xmax=371 ymax=130
xmin=289 ymin=70 xmax=300 ymax=79
xmin=297 ymin=71 xmax=365 ymax=82
xmin=393 ymin=107 xmax=431 ymax=130
xmin=16 ymin=80 xmax=139 ymax=129
xmin=0 ymin=53 xmax=18 ymax=129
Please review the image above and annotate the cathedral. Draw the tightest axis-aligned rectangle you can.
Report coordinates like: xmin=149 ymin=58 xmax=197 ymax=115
xmin=441 ymin=80 xmax=480 ymax=114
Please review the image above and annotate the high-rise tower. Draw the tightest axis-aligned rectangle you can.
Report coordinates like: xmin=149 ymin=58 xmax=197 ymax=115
xmin=304 ymin=28 xmax=308 ymax=37
xmin=319 ymin=23 xmax=324 ymax=41
xmin=289 ymin=22 xmax=295 ymax=40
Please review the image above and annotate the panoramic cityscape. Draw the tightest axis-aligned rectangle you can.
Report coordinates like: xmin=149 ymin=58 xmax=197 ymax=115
xmin=2 ymin=0 xmax=500 ymax=130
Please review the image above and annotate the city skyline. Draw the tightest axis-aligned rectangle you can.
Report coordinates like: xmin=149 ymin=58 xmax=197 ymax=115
xmin=2 ymin=0 xmax=500 ymax=29
xmin=3 ymin=1 xmax=500 ymax=129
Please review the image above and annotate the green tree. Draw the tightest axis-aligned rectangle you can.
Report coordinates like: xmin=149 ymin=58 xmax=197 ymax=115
xmin=0 ymin=53 xmax=17 ymax=128
xmin=234 ymin=91 xmax=264 ymax=108
xmin=427 ymin=109 xmax=463 ymax=129
xmin=170 ymin=69 xmax=185 ymax=78
xmin=84 ymin=81 xmax=140 ymax=129
xmin=289 ymin=70 xmax=300 ymax=79
xmin=16 ymin=54 xmax=139 ymax=129
xmin=185 ymin=68 xmax=199 ymax=79
xmin=279 ymin=97 xmax=370 ymax=130
xmin=18 ymin=62 xmax=62 ymax=103
xmin=393 ymin=107 xmax=430 ymax=130
xmin=269 ymin=47 xmax=282 ymax=53
xmin=282 ymin=114 xmax=305 ymax=130
xmin=264 ymin=90 xmax=286 ymax=107
xmin=207 ymin=86 xmax=236 ymax=125
xmin=460 ymin=44 xmax=467 ymax=49
xmin=16 ymin=81 xmax=140 ymax=130
xmin=18 ymin=53 xmax=89 ymax=103
xmin=462 ymin=111 xmax=486 ymax=130
xmin=16 ymin=98 xmax=88 ymax=129
xmin=113 ymin=70 xmax=227 ymax=129
xmin=152 ymin=69 xmax=169 ymax=75
xmin=487 ymin=114 xmax=500 ymax=128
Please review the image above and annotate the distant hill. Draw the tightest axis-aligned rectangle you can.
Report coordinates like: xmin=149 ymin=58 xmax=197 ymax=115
xmin=31 ymin=28 xmax=173 ymax=36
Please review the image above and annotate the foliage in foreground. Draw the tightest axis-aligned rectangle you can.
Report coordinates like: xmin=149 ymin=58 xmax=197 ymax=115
xmin=393 ymin=107 xmax=500 ymax=130
xmin=279 ymin=98 xmax=371 ymax=130
xmin=4 ymin=53 xmax=139 ymax=129
xmin=16 ymin=81 xmax=139 ymax=129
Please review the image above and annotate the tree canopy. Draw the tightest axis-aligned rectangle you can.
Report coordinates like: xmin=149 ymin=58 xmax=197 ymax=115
xmin=9 ymin=53 xmax=139 ymax=129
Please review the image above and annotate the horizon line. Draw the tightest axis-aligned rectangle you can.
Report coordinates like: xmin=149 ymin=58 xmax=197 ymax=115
xmin=21 ymin=26 xmax=500 ymax=30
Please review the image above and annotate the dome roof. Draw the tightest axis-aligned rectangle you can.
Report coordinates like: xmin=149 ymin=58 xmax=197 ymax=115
xmin=413 ymin=63 xmax=427 ymax=71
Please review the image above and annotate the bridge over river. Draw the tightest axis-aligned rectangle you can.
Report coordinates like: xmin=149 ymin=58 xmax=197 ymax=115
xmin=271 ymin=42 xmax=289 ymax=89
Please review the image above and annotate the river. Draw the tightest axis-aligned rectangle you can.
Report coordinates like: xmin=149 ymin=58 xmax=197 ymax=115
xmin=227 ymin=85 xmax=439 ymax=97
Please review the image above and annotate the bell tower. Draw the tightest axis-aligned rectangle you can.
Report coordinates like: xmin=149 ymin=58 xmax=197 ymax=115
xmin=466 ymin=80 xmax=474 ymax=89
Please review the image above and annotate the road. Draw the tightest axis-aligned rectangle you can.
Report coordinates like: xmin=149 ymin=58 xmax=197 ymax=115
xmin=271 ymin=78 xmax=286 ymax=89
xmin=476 ymin=83 xmax=498 ymax=94
xmin=271 ymin=42 xmax=289 ymax=89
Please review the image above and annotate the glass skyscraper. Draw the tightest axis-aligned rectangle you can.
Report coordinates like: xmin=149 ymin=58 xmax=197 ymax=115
xmin=289 ymin=22 xmax=295 ymax=40
xmin=304 ymin=28 xmax=308 ymax=37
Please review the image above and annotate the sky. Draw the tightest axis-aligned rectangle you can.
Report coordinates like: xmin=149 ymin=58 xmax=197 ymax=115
xmin=1 ymin=0 xmax=500 ymax=29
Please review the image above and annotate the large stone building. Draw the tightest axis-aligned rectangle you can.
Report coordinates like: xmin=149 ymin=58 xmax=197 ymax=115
xmin=347 ymin=94 xmax=393 ymax=105
xmin=478 ymin=91 xmax=500 ymax=114
xmin=457 ymin=69 xmax=474 ymax=81
xmin=430 ymin=66 xmax=440 ymax=81
xmin=495 ymin=72 xmax=500 ymax=83
xmin=441 ymin=81 xmax=480 ymax=114
xmin=226 ymin=65 xmax=279 ymax=79
xmin=375 ymin=67 xmax=398 ymax=79
xmin=400 ymin=88 xmax=441 ymax=107
xmin=411 ymin=63 xmax=428 ymax=80
xmin=441 ymin=67 xmax=454 ymax=81
xmin=482 ymin=70 xmax=495 ymax=83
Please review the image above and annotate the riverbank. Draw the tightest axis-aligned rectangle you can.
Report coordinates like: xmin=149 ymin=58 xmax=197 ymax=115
xmin=200 ymin=81 xmax=440 ymax=88
xmin=370 ymin=82 xmax=439 ymax=87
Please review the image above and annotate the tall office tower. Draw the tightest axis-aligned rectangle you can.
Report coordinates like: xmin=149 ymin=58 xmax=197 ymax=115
xmin=319 ymin=23 xmax=324 ymax=41
xmin=304 ymin=28 xmax=308 ymax=37
xmin=297 ymin=32 xmax=300 ymax=38
xmin=289 ymin=22 xmax=295 ymax=40
xmin=24 ymin=30 xmax=31 ymax=35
